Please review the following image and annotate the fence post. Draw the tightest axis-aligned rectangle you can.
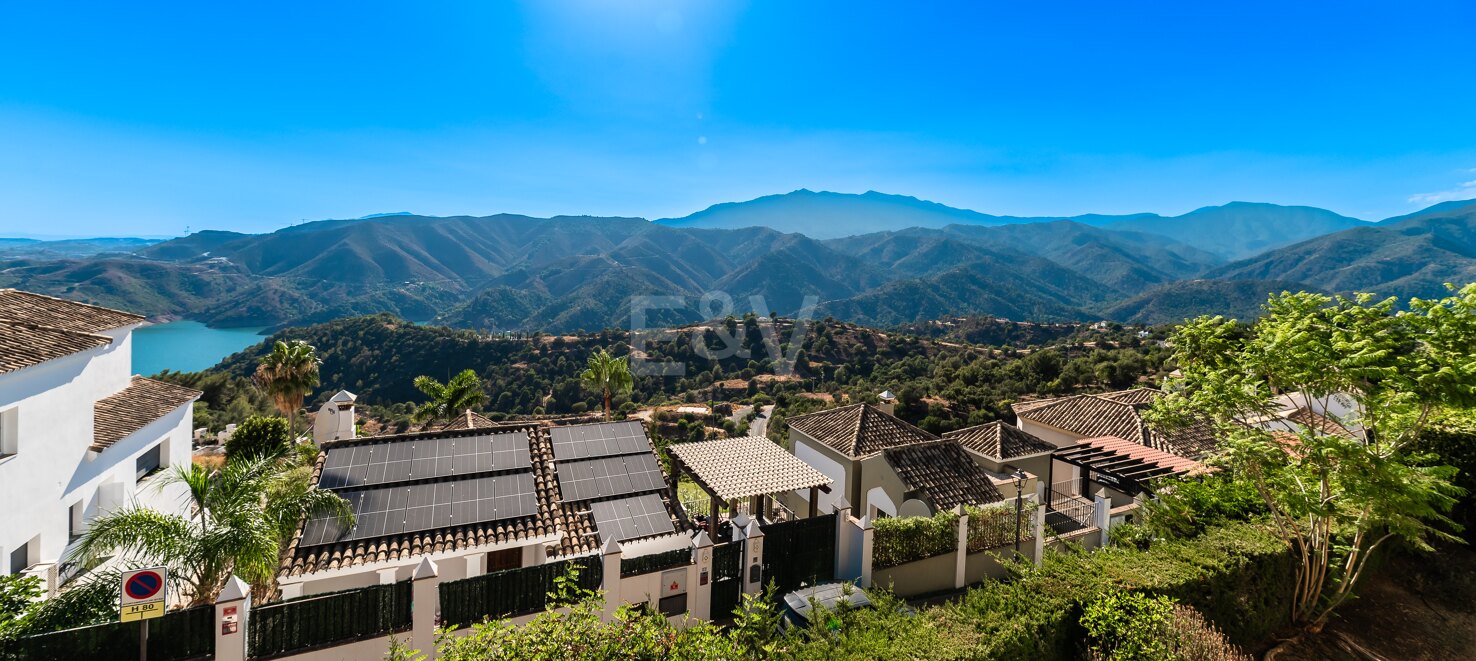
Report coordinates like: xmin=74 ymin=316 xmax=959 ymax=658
xmin=601 ymin=537 xmax=623 ymax=620
xmin=858 ymin=514 xmax=874 ymax=589
xmin=412 ymin=557 xmax=440 ymax=660
xmin=742 ymin=520 xmax=765 ymax=596
xmin=1094 ymin=488 xmax=1110 ymax=548
xmin=213 ymin=575 xmax=249 ymax=661
xmin=1033 ymin=481 xmax=1047 ymax=566
xmin=690 ymin=531 xmax=713 ymax=621
xmin=952 ymin=504 xmax=968 ymax=589
xmin=832 ymin=497 xmax=852 ymax=582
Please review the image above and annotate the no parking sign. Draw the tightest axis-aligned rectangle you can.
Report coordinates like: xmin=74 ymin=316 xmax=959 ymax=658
xmin=120 ymin=567 xmax=168 ymax=622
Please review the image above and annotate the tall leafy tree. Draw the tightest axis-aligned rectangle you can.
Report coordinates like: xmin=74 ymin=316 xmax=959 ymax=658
xmin=412 ymin=369 xmax=488 ymax=424
xmin=67 ymin=456 xmax=352 ymax=604
xmin=1149 ymin=284 xmax=1476 ymax=631
xmin=580 ymin=349 xmax=633 ymax=421
xmin=253 ymin=340 xmax=320 ymax=434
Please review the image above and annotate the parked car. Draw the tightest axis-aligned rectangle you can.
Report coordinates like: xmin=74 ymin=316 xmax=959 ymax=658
xmin=778 ymin=582 xmax=874 ymax=632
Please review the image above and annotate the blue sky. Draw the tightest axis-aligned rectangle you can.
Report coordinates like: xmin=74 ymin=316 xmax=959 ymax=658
xmin=2 ymin=1 xmax=1475 ymax=237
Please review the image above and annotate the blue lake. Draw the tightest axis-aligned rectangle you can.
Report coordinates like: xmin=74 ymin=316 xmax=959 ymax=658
xmin=133 ymin=320 xmax=268 ymax=375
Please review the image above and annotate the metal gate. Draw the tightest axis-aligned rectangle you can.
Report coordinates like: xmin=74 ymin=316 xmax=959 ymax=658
xmin=760 ymin=513 xmax=836 ymax=596
xmin=710 ymin=540 xmax=744 ymax=619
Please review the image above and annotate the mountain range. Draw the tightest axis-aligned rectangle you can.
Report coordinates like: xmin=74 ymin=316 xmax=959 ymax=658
xmin=1 ymin=191 xmax=1472 ymax=332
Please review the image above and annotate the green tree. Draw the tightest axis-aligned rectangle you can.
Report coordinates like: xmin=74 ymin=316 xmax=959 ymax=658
xmin=225 ymin=416 xmax=293 ymax=461
xmin=1150 ymin=285 xmax=1476 ymax=630
xmin=253 ymin=340 xmax=320 ymax=434
xmin=66 ymin=456 xmax=352 ymax=604
xmin=580 ymin=349 xmax=633 ymax=421
xmin=412 ymin=369 xmax=488 ymax=424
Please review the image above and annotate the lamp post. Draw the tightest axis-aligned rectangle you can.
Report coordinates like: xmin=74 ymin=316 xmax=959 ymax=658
xmin=1012 ymin=468 xmax=1027 ymax=554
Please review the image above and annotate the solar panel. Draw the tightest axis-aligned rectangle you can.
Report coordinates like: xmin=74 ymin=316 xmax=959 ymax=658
xmin=590 ymin=494 xmax=675 ymax=544
xmin=556 ymin=453 xmax=667 ymax=502
xmin=299 ymin=472 xmax=539 ymax=547
xmin=549 ymin=421 xmax=650 ymax=461
xmin=318 ymin=431 xmax=532 ymax=489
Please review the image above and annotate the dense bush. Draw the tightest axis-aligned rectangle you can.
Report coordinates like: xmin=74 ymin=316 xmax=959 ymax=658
xmin=224 ymin=416 xmax=293 ymax=460
xmin=872 ymin=511 xmax=958 ymax=568
xmin=1139 ymin=474 xmax=1263 ymax=539
xmin=1081 ymin=592 xmax=1175 ymax=661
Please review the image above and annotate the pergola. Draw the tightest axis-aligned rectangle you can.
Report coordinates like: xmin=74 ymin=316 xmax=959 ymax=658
xmin=1053 ymin=435 xmax=1207 ymax=496
xmin=668 ymin=435 xmax=833 ymax=538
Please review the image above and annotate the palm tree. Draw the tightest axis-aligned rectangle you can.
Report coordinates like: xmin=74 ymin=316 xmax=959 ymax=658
xmin=254 ymin=340 xmax=320 ymax=434
xmin=67 ymin=456 xmax=351 ymax=604
xmin=580 ymin=349 xmax=633 ymax=421
xmin=412 ymin=369 xmax=488 ymax=424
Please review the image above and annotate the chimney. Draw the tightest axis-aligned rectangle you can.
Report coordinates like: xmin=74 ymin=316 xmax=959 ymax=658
xmin=877 ymin=390 xmax=897 ymax=416
xmin=313 ymin=390 xmax=358 ymax=445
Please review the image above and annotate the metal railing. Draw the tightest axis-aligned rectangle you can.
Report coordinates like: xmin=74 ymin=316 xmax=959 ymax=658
xmin=1046 ymin=482 xmax=1096 ymax=535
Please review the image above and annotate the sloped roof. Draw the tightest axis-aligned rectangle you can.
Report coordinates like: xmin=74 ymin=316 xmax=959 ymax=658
xmin=0 ymin=289 xmax=144 ymax=333
xmin=883 ymin=441 xmax=1004 ymax=511
xmin=1284 ymin=407 xmax=1357 ymax=439
xmin=0 ymin=321 xmax=112 ymax=375
xmin=944 ymin=421 xmax=1056 ymax=460
xmin=441 ymin=410 xmax=497 ymax=431
xmin=1055 ymin=435 xmax=1206 ymax=484
xmin=787 ymin=403 xmax=937 ymax=458
xmin=669 ymin=435 xmax=832 ymax=502
xmin=1015 ymin=388 xmax=1221 ymax=459
xmin=92 ymin=376 xmax=202 ymax=451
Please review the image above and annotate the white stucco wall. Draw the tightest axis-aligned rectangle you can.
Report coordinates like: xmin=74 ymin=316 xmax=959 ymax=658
xmin=0 ymin=323 xmax=195 ymax=582
xmin=791 ymin=434 xmax=846 ymax=513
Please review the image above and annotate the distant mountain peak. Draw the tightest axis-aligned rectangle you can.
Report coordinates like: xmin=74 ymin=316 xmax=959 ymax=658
xmin=359 ymin=212 xmax=415 ymax=219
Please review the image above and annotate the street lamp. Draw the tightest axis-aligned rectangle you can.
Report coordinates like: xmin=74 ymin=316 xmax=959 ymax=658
xmin=1012 ymin=468 xmax=1028 ymax=555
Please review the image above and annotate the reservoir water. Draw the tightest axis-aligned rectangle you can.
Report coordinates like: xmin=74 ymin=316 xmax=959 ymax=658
xmin=133 ymin=320 xmax=268 ymax=375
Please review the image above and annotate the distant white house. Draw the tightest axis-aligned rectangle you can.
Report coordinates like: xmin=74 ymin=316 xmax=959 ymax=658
xmin=0 ymin=290 xmax=200 ymax=593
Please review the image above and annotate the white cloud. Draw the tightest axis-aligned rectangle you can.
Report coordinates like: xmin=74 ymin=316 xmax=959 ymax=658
xmin=1408 ymin=174 xmax=1476 ymax=205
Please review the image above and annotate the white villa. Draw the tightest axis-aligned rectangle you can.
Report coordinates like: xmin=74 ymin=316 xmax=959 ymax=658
xmin=0 ymin=290 xmax=200 ymax=593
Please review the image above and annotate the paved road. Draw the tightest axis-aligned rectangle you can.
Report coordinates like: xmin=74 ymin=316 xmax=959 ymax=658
xmin=750 ymin=404 xmax=775 ymax=438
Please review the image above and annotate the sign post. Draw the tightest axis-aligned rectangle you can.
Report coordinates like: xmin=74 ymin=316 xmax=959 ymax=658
xmin=120 ymin=567 xmax=168 ymax=661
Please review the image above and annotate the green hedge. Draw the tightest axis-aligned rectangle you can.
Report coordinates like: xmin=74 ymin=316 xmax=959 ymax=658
xmin=872 ymin=511 xmax=958 ymax=568
xmin=787 ymin=521 xmax=1291 ymax=660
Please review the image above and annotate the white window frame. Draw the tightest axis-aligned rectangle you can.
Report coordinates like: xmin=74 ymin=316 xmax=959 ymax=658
xmin=0 ymin=406 xmax=17 ymax=459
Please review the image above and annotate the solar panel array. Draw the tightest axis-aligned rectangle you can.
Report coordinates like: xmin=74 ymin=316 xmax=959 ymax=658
xmin=299 ymin=473 xmax=538 ymax=547
xmin=590 ymin=494 xmax=675 ymax=543
xmin=549 ymin=421 xmax=650 ymax=461
xmin=318 ymin=432 xmax=532 ymax=489
xmin=556 ymin=453 xmax=666 ymax=502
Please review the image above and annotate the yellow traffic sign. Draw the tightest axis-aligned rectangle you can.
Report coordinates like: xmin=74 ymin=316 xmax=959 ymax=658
xmin=121 ymin=600 xmax=165 ymax=622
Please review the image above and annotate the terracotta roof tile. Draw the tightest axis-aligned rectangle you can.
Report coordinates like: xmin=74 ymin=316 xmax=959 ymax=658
xmin=669 ymin=435 xmax=832 ymax=502
xmin=944 ymin=421 xmax=1055 ymax=460
xmin=0 ymin=289 xmax=144 ymax=333
xmin=92 ymin=376 xmax=202 ymax=451
xmin=787 ymin=404 xmax=937 ymax=458
xmin=883 ymin=440 xmax=1004 ymax=510
xmin=1284 ymin=408 xmax=1357 ymax=439
xmin=1015 ymin=388 xmax=1221 ymax=459
xmin=441 ymin=410 xmax=497 ymax=431
xmin=0 ymin=321 xmax=112 ymax=375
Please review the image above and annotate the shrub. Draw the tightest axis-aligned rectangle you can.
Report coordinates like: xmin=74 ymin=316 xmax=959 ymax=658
xmin=1164 ymin=604 xmax=1252 ymax=661
xmin=225 ymin=416 xmax=292 ymax=460
xmin=1081 ymin=592 xmax=1176 ymax=661
xmin=872 ymin=511 xmax=958 ymax=568
xmin=1140 ymin=474 xmax=1263 ymax=540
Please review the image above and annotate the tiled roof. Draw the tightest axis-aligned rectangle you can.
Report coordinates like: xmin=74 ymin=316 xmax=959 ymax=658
xmin=1056 ymin=435 xmax=1206 ymax=481
xmin=883 ymin=441 xmax=1005 ymax=511
xmin=0 ymin=321 xmax=112 ymax=375
xmin=0 ymin=289 xmax=145 ymax=333
xmin=787 ymin=404 xmax=938 ymax=458
xmin=1011 ymin=395 xmax=1073 ymax=414
xmin=1284 ymin=407 xmax=1357 ymax=439
xmin=944 ymin=421 xmax=1056 ymax=460
xmin=669 ymin=435 xmax=832 ymax=502
xmin=92 ymin=376 xmax=202 ymax=451
xmin=441 ymin=410 xmax=497 ymax=431
xmin=280 ymin=423 xmax=566 ymax=577
xmin=1016 ymin=388 xmax=1221 ymax=459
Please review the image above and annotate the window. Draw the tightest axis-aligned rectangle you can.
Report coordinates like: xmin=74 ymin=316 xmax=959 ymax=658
xmin=69 ymin=502 xmax=84 ymax=543
xmin=0 ymin=407 xmax=17 ymax=458
xmin=135 ymin=444 xmax=162 ymax=480
xmin=486 ymin=547 xmax=522 ymax=573
xmin=9 ymin=541 xmax=29 ymax=574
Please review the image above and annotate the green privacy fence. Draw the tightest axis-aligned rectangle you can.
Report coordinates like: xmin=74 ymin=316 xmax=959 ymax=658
xmin=438 ymin=555 xmax=603 ymax=628
xmin=710 ymin=540 xmax=744 ymax=619
xmin=761 ymin=513 xmax=836 ymax=595
xmin=620 ymin=547 xmax=691 ymax=578
xmin=248 ymin=580 xmax=412 ymax=660
xmin=0 ymin=604 xmax=213 ymax=661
